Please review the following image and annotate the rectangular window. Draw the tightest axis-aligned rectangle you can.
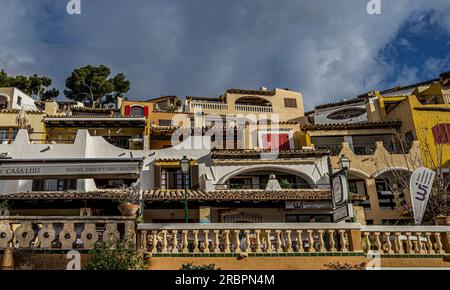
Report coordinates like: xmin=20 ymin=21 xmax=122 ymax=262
xmin=284 ymin=98 xmax=297 ymax=108
xmin=32 ymin=179 xmax=77 ymax=191
xmin=0 ymin=128 xmax=19 ymax=144
xmin=17 ymin=96 xmax=22 ymax=106
xmin=158 ymin=119 xmax=173 ymax=126
xmin=161 ymin=168 xmax=190 ymax=189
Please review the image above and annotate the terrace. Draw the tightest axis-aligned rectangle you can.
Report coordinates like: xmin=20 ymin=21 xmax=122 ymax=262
xmin=1 ymin=217 xmax=449 ymax=269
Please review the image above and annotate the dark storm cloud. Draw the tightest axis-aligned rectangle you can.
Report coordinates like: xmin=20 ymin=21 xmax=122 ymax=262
xmin=1 ymin=0 xmax=450 ymax=109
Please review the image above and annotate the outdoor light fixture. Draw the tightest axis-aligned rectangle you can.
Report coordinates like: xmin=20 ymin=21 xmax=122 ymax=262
xmin=180 ymin=155 xmax=190 ymax=175
xmin=338 ymin=154 xmax=351 ymax=171
xmin=180 ymin=156 xmax=190 ymax=223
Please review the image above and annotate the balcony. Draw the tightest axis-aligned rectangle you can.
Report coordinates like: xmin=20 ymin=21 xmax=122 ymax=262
xmin=138 ymin=223 xmax=450 ymax=255
xmin=188 ymin=101 xmax=274 ymax=113
xmin=313 ymin=141 xmax=411 ymax=156
xmin=235 ymin=104 xmax=273 ymax=113
xmin=189 ymin=101 xmax=229 ymax=111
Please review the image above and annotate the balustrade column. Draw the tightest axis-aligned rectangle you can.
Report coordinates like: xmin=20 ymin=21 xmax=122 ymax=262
xmin=296 ymin=230 xmax=304 ymax=253
xmin=213 ymin=230 xmax=221 ymax=253
xmin=182 ymin=230 xmax=189 ymax=253
xmin=203 ymin=230 xmax=210 ymax=253
xmin=172 ymin=230 xmax=179 ymax=253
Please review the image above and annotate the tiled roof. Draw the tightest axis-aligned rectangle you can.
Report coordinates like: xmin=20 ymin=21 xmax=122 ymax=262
xmin=0 ymin=189 xmax=365 ymax=201
xmin=0 ymin=109 xmax=44 ymax=115
xmin=186 ymin=96 xmax=223 ymax=102
xmin=414 ymin=106 xmax=450 ymax=112
xmin=225 ymin=88 xmax=276 ymax=96
xmin=302 ymin=121 xmax=402 ymax=131
xmin=69 ymin=106 xmax=119 ymax=113
xmin=211 ymin=149 xmax=328 ymax=159
xmin=144 ymin=189 xmax=333 ymax=201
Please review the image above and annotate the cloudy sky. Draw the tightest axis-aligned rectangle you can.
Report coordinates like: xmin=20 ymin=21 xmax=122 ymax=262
xmin=1 ymin=0 xmax=450 ymax=109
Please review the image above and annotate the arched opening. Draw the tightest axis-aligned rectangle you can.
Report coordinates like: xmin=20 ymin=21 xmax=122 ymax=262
xmin=0 ymin=95 xmax=9 ymax=110
xmin=235 ymin=96 xmax=272 ymax=107
xmin=374 ymin=169 xmax=411 ymax=210
xmin=130 ymin=105 xmax=145 ymax=117
xmin=223 ymin=168 xmax=313 ymax=190
xmin=326 ymin=107 xmax=366 ymax=120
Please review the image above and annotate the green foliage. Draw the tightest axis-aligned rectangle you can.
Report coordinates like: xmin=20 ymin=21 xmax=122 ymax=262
xmin=64 ymin=65 xmax=130 ymax=108
xmin=180 ymin=263 xmax=221 ymax=270
xmin=0 ymin=70 xmax=59 ymax=100
xmin=85 ymin=239 xmax=146 ymax=270
xmin=280 ymin=179 xmax=293 ymax=189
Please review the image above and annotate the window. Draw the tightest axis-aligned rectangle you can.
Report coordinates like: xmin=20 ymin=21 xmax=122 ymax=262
xmin=161 ymin=168 xmax=190 ymax=189
xmin=158 ymin=119 xmax=173 ymax=126
xmin=327 ymin=108 xmax=366 ymax=120
xmin=0 ymin=128 xmax=18 ymax=144
xmin=130 ymin=106 xmax=145 ymax=117
xmin=0 ymin=95 xmax=8 ymax=110
xmin=432 ymin=124 xmax=450 ymax=144
xmin=261 ymin=133 xmax=291 ymax=150
xmin=375 ymin=179 xmax=396 ymax=210
xmin=32 ymin=179 xmax=77 ymax=191
xmin=17 ymin=96 xmax=22 ymax=106
xmin=284 ymin=98 xmax=297 ymax=108
xmin=405 ymin=131 xmax=414 ymax=149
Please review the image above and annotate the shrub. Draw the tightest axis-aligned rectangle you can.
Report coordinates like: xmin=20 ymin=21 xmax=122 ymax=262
xmin=180 ymin=263 xmax=221 ymax=270
xmin=85 ymin=239 xmax=146 ymax=270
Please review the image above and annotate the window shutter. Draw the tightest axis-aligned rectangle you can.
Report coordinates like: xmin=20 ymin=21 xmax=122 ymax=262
xmin=144 ymin=106 xmax=149 ymax=117
xmin=125 ymin=105 xmax=131 ymax=117
xmin=190 ymin=165 xmax=199 ymax=189
xmin=432 ymin=124 xmax=450 ymax=144
xmin=154 ymin=165 xmax=161 ymax=189
xmin=279 ymin=134 xmax=290 ymax=150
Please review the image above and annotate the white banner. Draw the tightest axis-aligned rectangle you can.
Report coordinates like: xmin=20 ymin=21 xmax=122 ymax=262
xmin=409 ymin=167 xmax=436 ymax=225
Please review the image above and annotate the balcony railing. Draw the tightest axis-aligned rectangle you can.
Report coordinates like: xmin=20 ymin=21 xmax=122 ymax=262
xmin=314 ymin=142 xmax=409 ymax=156
xmin=0 ymin=216 xmax=136 ymax=250
xmin=2 ymin=218 xmax=449 ymax=255
xmin=215 ymin=183 xmax=315 ymax=190
xmin=235 ymin=104 xmax=273 ymax=113
xmin=138 ymin=223 xmax=450 ymax=255
xmin=314 ymin=144 xmax=343 ymax=156
xmin=189 ymin=101 xmax=229 ymax=111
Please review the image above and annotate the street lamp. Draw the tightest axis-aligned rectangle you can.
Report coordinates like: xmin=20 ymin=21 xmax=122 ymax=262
xmin=338 ymin=154 xmax=355 ymax=222
xmin=338 ymin=154 xmax=351 ymax=171
xmin=180 ymin=156 xmax=190 ymax=224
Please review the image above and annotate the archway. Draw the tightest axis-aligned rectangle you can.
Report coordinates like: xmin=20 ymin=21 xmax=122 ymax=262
xmin=219 ymin=166 xmax=315 ymax=190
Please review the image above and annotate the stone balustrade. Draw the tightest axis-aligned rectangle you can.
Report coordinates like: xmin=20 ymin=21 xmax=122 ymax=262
xmin=137 ymin=223 xmax=361 ymax=254
xmin=190 ymin=102 xmax=229 ymax=111
xmin=0 ymin=216 xmax=136 ymax=250
xmin=234 ymin=104 xmax=273 ymax=113
xmin=361 ymin=225 xmax=449 ymax=254
xmin=137 ymin=223 xmax=450 ymax=255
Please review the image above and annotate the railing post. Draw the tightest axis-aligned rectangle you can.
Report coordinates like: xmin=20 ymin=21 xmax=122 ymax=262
xmin=440 ymin=232 xmax=450 ymax=254
xmin=348 ymin=229 xmax=363 ymax=252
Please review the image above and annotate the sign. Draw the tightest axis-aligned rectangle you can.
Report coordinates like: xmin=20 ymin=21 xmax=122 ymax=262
xmin=0 ymin=162 xmax=141 ymax=179
xmin=285 ymin=201 xmax=332 ymax=209
xmin=410 ymin=167 xmax=436 ymax=225
xmin=333 ymin=204 xmax=349 ymax=222
xmin=332 ymin=173 xmax=349 ymax=206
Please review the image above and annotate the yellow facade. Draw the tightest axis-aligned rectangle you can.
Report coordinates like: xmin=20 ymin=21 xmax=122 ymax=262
xmin=379 ymin=93 xmax=450 ymax=169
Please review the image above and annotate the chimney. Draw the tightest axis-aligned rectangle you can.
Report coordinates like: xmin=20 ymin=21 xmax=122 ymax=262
xmin=44 ymin=101 xmax=58 ymax=115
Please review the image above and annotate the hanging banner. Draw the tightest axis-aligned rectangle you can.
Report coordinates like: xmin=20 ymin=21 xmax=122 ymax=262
xmin=409 ymin=167 xmax=436 ymax=225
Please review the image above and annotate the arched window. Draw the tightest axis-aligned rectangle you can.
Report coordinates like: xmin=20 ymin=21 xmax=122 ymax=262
xmin=130 ymin=106 xmax=145 ymax=117
xmin=327 ymin=108 xmax=366 ymax=120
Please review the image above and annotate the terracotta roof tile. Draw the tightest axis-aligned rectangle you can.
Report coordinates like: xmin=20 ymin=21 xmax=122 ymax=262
xmin=302 ymin=121 xmax=402 ymax=131
xmin=0 ymin=189 xmax=366 ymax=201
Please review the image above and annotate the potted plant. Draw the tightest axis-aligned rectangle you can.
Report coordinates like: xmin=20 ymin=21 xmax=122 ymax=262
xmin=117 ymin=184 xmax=141 ymax=217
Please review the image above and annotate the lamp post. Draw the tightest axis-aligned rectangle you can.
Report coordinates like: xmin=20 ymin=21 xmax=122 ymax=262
xmin=180 ymin=156 xmax=190 ymax=224
xmin=338 ymin=154 xmax=355 ymax=222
